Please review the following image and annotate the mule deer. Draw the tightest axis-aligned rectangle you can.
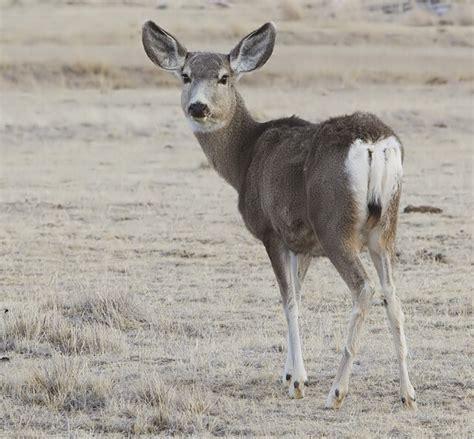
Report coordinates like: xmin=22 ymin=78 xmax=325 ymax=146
xmin=142 ymin=21 xmax=416 ymax=409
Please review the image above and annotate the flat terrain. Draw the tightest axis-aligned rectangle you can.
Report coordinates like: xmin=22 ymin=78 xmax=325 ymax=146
xmin=0 ymin=1 xmax=473 ymax=437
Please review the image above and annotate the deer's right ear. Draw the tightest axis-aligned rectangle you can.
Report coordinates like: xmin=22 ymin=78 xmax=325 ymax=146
xmin=142 ymin=21 xmax=187 ymax=72
xmin=229 ymin=22 xmax=276 ymax=76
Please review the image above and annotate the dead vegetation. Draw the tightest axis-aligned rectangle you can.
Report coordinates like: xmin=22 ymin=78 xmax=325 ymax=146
xmin=1 ymin=289 xmax=148 ymax=357
xmin=125 ymin=375 xmax=220 ymax=435
xmin=52 ymin=289 xmax=149 ymax=331
xmin=1 ymin=359 xmax=221 ymax=435
xmin=1 ymin=309 xmax=126 ymax=355
xmin=403 ymin=204 xmax=443 ymax=214
xmin=3 ymin=356 xmax=111 ymax=412
xmin=0 ymin=62 xmax=176 ymax=90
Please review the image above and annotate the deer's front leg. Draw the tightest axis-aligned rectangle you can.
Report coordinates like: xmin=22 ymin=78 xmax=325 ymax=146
xmin=265 ymin=238 xmax=308 ymax=399
xmin=282 ymin=253 xmax=311 ymax=386
xmin=282 ymin=333 xmax=293 ymax=386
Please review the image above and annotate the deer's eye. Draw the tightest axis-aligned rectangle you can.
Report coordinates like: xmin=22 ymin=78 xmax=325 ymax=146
xmin=181 ymin=73 xmax=191 ymax=84
xmin=218 ymin=75 xmax=228 ymax=85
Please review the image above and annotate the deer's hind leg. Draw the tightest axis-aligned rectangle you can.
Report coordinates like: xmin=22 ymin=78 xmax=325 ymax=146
xmin=308 ymin=194 xmax=375 ymax=409
xmin=321 ymin=243 xmax=375 ymax=409
xmin=368 ymin=197 xmax=416 ymax=409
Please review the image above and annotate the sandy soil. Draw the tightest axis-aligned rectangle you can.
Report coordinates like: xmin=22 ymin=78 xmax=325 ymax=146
xmin=0 ymin=0 xmax=473 ymax=437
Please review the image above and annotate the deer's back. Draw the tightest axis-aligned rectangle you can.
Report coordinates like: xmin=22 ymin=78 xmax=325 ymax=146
xmin=238 ymin=112 xmax=399 ymax=255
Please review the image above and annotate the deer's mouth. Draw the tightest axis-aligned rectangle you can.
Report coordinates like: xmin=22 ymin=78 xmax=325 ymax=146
xmin=190 ymin=114 xmax=209 ymax=123
xmin=189 ymin=113 xmax=223 ymax=126
xmin=188 ymin=114 xmax=225 ymax=133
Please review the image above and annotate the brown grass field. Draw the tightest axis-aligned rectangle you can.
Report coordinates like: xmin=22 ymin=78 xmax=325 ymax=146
xmin=0 ymin=0 xmax=473 ymax=436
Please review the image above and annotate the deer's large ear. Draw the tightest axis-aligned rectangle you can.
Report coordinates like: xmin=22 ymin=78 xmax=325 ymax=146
xmin=229 ymin=22 xmax=276 ymax=76
xmin=142 ymin=21 xmax=187 ymax=71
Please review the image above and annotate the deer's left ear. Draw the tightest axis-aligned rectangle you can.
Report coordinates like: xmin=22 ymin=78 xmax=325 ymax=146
xmin=229 ymin=22 xmax=276 ymax=76
xmin=142 ymin=21 xmax=187 ymax=71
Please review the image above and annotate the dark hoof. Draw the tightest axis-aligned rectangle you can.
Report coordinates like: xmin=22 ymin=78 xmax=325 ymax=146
xmin=401 ymin=394 xmax=417 ymax=410
xmin=290 ymin=380 xmax=305 ymax=399
xmin=325 ymin=388 xmax=346 ymax=409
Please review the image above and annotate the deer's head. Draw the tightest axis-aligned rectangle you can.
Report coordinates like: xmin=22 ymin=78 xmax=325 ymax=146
xmin=142 ymin=21 xmax=276 ymax=133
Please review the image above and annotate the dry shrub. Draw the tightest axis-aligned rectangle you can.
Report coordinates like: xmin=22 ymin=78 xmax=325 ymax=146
xmin=4 ymin=356 xmax=111 ymax=412
xmin=1 ymin=308 xmax=125 ymax=355
xmin=53 ymin=289 xmax=148 ymax=331
xmin=281 ymin=0 xmax=304 ymax=21
xmin=127 ymin=375 xmax=219 ymax=435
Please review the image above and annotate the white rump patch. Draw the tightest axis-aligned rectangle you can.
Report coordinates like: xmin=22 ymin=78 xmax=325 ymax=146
xmin=345 ymin=136 xmax=403 ymax=224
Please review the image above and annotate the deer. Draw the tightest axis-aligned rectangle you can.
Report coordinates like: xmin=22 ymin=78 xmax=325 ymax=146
xmin=142 ymin=21 xmax=416 ymax=409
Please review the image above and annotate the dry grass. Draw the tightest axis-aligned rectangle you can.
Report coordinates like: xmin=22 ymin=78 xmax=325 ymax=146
xmin=0 ymin=62 xmax=176 ymax=90
xmin=1 ymin=308 xmax=126 ymax=355
xmin=3 ymin=356 xmax=111 ymax=411
xmin=125 ymin=375 xmax=220 ymax=435
xmin=52 ymin=289 xmax=149 ymax=331
xmin=1 ymin=288 xmax=148 ymax=356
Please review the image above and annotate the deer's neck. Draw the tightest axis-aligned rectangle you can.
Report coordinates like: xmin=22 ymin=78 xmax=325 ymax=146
xmin=193 ymin=92 xmax=261 ymax=192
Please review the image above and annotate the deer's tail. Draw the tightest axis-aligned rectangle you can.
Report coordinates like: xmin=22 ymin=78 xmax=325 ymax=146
xmin=346 ymin=135 xmax=403 ymax=227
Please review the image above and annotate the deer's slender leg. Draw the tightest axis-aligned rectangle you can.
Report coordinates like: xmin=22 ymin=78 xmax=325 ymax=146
xmin=282 ymin=252 xmax=311 ymax=385
xmin=265 ymin=238 xmax=307 ymax=398
xmin=368 ymin=226 xmax=416 ymax=409
xmin=283 ymin=332 xmax=293 ymax=385
xmin=319 ymin=243 xmax=375 ymax=409
xmin=282 ymin=253 xmax=311 ymax=385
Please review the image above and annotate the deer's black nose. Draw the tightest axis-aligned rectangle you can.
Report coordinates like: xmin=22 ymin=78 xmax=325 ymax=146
xmin=188 ymin=102 xmax=209 ymax=119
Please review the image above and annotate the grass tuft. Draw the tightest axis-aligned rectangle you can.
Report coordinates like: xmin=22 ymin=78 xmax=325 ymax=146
xmin=3 ymin=356 xmax=111 ymax=412
xmin=52 ymin=289 xmax=148 ymax=331
xmin=1 ymin=308 xmax=126 ymax=355
xmin=126 ymin=375 xmax=219 ymax=435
